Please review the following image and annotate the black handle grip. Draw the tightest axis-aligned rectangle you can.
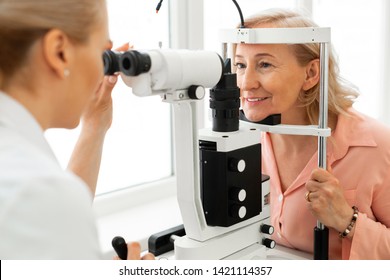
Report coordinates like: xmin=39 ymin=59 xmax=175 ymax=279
xmin=314 ymin=226 xmax=329 ymax=260
xmin=112 ymin=236 xmax=128 ymax=260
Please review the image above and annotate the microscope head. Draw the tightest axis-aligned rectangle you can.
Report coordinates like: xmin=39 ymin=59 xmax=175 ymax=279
xmin=103 ymin=49 xmax=224 ymax=97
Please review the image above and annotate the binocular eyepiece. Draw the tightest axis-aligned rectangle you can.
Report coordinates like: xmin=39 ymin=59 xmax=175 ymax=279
xmin=103 ymin=50 xmax=152 ymax=76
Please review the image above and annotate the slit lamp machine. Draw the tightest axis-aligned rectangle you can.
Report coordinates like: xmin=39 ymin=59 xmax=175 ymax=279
xmin=104 ymin=24 xmax=331 ymax=260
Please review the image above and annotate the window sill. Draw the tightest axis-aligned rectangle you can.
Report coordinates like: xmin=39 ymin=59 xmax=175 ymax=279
xmin=93 ymin=177 xmax=183 ymax=259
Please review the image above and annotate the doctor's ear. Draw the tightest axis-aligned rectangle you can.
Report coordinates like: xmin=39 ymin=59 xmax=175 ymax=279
xmin=302 ymin=59 xmax=320 ymax=91
xmin=41 ymin=29 xmax=73 ymax=79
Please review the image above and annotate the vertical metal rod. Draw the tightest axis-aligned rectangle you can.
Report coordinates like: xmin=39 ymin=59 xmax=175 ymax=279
xmin=314 ymin=42 xmax=329 ymax=260
xmin=221 ymin=42 xmax=228 ymax=61
xmin=318 ymin=43 xmax=328 ymax=171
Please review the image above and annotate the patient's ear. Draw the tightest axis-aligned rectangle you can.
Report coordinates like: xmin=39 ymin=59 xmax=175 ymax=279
xmin=41 ymin=29 xmax=73 ymax=79
xmin=302 ymin=59 xmax=320 ymax=91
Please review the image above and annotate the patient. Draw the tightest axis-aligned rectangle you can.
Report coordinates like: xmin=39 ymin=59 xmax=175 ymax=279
xmin=234 ymin=9 xmax=390 ymax=259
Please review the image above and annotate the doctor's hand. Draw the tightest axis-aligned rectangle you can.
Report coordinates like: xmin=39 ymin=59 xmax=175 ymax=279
xmin=305 ymin=166 xmax=354 ymax=235
xmin=81 ymin=42 xmax=131 ymax=135
xmin=113 ymin=242 xmax=155 ymax=260
xmin=68 ymin=43 xmax=132 ymax=195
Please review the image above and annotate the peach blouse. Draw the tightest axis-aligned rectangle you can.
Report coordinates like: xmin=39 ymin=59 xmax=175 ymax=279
xmin=262 ymin=108 xmax=390 ymax=259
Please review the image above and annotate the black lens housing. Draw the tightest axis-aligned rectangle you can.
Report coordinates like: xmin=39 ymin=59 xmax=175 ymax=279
xmin=210 ymin=59 xmax=240 ymax=132
xmin=103 ymin=50 xmax=121 ymax=75
xmin=119 ymin=50 xmax=152 ymax=76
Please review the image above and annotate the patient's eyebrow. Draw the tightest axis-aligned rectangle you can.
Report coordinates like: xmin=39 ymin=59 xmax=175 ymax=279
xmin=235 ymin=53 xmax=275 ymax=59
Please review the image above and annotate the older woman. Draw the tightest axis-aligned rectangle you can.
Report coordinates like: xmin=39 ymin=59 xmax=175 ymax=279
xmin=235 ymin=9 xmax=390 ymax=259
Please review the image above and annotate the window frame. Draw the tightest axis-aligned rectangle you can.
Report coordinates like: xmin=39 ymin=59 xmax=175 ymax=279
xmin=94 ymin=0 xmax=204 ymax=207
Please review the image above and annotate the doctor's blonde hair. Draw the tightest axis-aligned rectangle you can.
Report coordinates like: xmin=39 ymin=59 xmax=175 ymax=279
xmin=0 ymin=0 xmax=104 ymax=88
xmin=235 ymin=9 xmax=359 ymax=125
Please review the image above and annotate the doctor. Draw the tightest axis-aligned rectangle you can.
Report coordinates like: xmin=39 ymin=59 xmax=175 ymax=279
xmin=0 ymin=0 xmax=153 ymax=260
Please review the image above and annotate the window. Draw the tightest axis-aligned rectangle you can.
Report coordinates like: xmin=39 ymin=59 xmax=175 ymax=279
xmin=45 ymin=0 xmax=172 ymax=195
xmin=311 ymin=0 xmax=386 ymax=122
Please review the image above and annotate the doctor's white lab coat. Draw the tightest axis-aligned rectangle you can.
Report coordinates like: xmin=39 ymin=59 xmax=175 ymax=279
xmin=0 ymin=92 xmax=101 ymax=259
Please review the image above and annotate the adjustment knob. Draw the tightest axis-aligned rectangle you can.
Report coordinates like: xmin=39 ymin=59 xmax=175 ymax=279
xmin=230 ymin=204 xmax=247 ymax=219
xmin=262 ymin=238 xmax=276 ymax=249
xmin=229 ymin=188 xmax=247 ymax=202
xmin=229 ymin=158 xmax=246 ymax=172
xmin=260 ymin=224 xmax=274 ymax=235
xmin=188 ymin=85 xmax=205 ymax=100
